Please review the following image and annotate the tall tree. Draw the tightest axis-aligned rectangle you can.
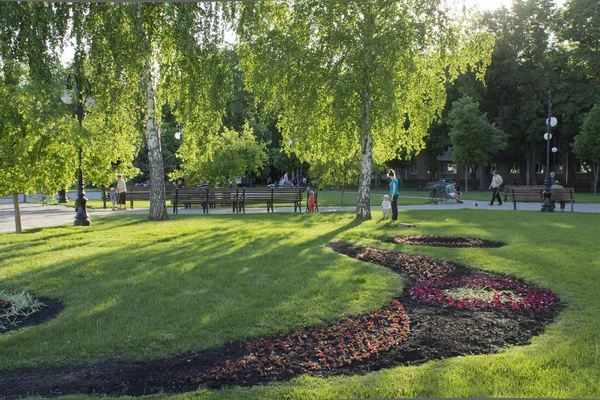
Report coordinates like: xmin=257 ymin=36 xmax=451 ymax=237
xmin=481 ymin=0 xmax=560 ymax=185
xmin=554 ymin=0 xmax=600 ymax=185
xmin=238 ymin=0 xmax=493 ymax=219
xmin=0 ymin=2 xmax=71 ymax=232
xmin=83 ymin=3 xmax=232 ymax=220
xmin=572 ymin=104 xmax=600 ymax=195
xmin=447 ymin=96 xmax=508 ymax=189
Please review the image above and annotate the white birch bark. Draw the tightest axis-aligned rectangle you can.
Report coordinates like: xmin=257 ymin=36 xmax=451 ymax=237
xmin=144 ymin=55 xmax=169 ymax=221
xmin=356 ymin=97 xmax=373 ymax=220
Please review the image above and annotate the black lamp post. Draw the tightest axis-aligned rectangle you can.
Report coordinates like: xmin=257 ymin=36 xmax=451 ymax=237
xmin=62 ymin=73 xmax=93 ymax=226
xmin=541 ymin=94 xmax=557 ymax=212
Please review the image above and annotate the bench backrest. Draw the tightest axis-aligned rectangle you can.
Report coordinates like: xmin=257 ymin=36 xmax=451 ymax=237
xmin=240 ymin=188 xmax=303 ymax=203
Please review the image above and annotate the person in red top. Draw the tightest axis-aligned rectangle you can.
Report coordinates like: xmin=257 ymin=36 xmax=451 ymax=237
xmin=307 ymin=190 xmax=315 ymax=212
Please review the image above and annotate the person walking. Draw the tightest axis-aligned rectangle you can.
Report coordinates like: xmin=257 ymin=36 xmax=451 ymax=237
xmin=116 ymin=174 xmax=127 ymax=210
xmin=489 ymin=170 xmax=503 ymax=206
xmin=388 ymin=169 xmax=399 ymax=220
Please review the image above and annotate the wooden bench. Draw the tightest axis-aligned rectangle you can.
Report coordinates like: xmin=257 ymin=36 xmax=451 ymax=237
xmin=102 ymin=184 xmax=175 ymax=209
xmin=101 ymin=186 xmax=150 ymax=209
xmin=171 ymin=187 xmax=304 ymax=214
xmin=427 ymin=184 xmax=458 ymax=204
xmin=239 ymin=188 xmax=304 ymax=213
xmin=503 ymin=185 xmax=544 ymax=202
xmin=510 ymin=187 xmax=574 ymax=211
xmin=172 ymin=187 xmax=239 ymax=214
xmin=549 ymin=188 xmax=575 ymax=212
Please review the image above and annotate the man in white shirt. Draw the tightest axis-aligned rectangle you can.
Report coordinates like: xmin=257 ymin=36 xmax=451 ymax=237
xmin=489 ymin=170 xmax=503 ymax=206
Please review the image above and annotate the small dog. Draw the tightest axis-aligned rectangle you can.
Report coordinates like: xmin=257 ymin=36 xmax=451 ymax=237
xmin=382 ymin=194 xmax=391 ymax=220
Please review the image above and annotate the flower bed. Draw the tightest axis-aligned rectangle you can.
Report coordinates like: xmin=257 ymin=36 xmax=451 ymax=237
xmin=0 ymin=299 xmax=10 ymax=310
xmin=186 ymin=300 xmax=410 ymax=385
xmin=409 ymin=275 xmax=556 ymax=312
xmin=329 ymin=242 xmax=455 ymax=281
xmin=0 ymin=290 xmax=44 ymax=330
xmin=389 ymin=235 xmax=505 ymax=248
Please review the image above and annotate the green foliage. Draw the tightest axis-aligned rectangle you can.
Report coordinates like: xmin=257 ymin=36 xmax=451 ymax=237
xmin=237 ymin=0 xmax=494 ymax=216
xmin=447 ymin=96 xmax=508 ymax=168
xmin=0 ymin=3 xmax=74 ymax=198
xmin=573 ymin=104 xmax=600 ymax=163
xmin=174 ymin=122 xmax=268 ymax=187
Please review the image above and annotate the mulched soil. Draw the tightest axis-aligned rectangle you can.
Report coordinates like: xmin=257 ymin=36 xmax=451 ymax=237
xmin=385 ymin=235 xmax=505 ymax=248
xmin=0 ymin=298 xmax=63 ymax=335
xmin=0 ymin=242 xmax=560 ymax=399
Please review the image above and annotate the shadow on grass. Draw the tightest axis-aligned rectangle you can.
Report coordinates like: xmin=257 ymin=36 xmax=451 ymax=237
xmin=1 ymin=213 xmax=368 ymax=365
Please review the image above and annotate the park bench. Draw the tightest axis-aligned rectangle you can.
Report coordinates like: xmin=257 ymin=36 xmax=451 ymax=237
xmin=510 ymin=187 xmax=574 ymax=211
xmin=172 ymin=187 xmax=240 ymax=214
xmin=102 ymin=185 xmax=175 ymax=209
xmin=503 ymin=185 xmax=544 ymax=202
xmin=427 ymin=183 xmax=458 ymax=204
xmin=172 ymin=187 xmax=304 ymax=214
xmin=238 ymin=187 xmax=304 ymax=213
xmin=101 ymin=186 xmax=150 ymax=209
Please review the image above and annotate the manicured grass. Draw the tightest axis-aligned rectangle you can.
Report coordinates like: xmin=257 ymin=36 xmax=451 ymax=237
xmin=317 ymin=189 xmax=430 ymax=206
xmin=1 ymin=210 xmax=599 ymax=398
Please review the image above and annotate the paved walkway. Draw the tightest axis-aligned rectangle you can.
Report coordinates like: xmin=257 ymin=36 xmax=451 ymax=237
xmin=1 ymin=193 xmax=599 ymax=233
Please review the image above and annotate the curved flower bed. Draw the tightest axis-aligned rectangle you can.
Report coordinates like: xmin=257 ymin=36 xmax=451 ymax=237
xmin=329 ymin=243 xmax=455 ymax=281
xmin=390 ymin=235 xmax=505 ymax=248
xmin=185 ymin=301 xmax=410 ymax=385
xmin=410 ymin=276 xmax=556 ymax=312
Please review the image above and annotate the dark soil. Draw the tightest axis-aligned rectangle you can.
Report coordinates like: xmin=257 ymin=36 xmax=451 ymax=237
xmin=385 ymin=235 xmax=505 ymax=248
xmin=0 ymin=298 xmax=63 ymax=335
xmin=0 ymin=243 xmax=560 ymax=399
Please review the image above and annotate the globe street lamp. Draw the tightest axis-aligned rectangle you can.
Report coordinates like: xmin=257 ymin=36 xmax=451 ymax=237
xmin=62 ymin=73 xmax=93 ymax=226
xmin=541 ymin=94 xmax=557 ymax=212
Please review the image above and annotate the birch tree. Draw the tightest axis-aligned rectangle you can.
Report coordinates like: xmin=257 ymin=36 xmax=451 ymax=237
xmin=237 ymin=0 xmax=493 ymax=219
xmin=83 ymin=3 xmax=232 ymax=220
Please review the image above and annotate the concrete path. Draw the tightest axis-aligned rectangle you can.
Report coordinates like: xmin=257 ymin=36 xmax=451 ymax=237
xmin=1 ymin=193 xmax=598 ymax=233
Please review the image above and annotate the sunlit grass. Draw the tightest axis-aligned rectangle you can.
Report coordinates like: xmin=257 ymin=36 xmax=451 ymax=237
xmin=0 ymin=210 xmax=599 ymax=398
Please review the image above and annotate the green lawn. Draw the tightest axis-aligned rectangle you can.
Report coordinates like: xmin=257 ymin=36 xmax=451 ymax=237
xmin=1 ymin=210 xmax=599 ymax=398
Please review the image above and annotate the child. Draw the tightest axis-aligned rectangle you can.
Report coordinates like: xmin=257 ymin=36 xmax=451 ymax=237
xmin=307 ymin=190 xmax=315 ymax=212
xmin=109 ymin=187 xmax=117 ymax=211
xmin=382 ymin=194 xmax=391 ymax=219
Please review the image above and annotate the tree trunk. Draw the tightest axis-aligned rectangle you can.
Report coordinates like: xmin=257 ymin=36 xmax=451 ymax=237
xmin=464 ymin=166 xmax=469 ymax=193
xmin=526 ymin=141 xmax=537 ymax=185
xmin=398 ymin=169 xmax=404 ymax=191
xmin=594 ymin=162 xmax=598 ymax=196
xmin=356 ymin=97 xmax=373 ymax=220
xmin=13 ymin=191 xmax=22 ymax=233
xmin=144 ymin=55 xmax=169 ymax=221
xmin=478 ymin=164 xmax=487 ymax=190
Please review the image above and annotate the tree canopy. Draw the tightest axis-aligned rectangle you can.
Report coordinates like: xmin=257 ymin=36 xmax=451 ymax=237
xmin=572 ymin=104 xmax=600 ymax=194
xmin=447 ymin=95 xmax=508 ymax=187
xmin=237 ymin=0 xmax=494 ymax=218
